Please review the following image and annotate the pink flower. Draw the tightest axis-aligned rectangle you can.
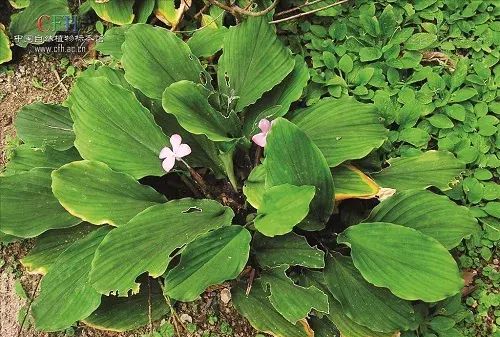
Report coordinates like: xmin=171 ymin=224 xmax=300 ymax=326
xmin=159 ymin=134 xmax=191 ymax=173
xmin=252 ymin=119 xmax=273 ymax=147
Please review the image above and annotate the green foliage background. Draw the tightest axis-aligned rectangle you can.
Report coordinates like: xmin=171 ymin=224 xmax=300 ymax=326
xmin=277 ymin=1 xmax=499 ymax=336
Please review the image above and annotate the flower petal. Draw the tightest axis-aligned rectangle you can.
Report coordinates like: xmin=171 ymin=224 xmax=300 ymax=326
xmin=252 ymin=132 xmax=267 ymax=148
xmin=159 ymin=146 xmax=174 ymax=159
xmin=170 ymin=134 xmax=182 ymax=152
xmin=162 ymin=155 xmax=176 ymax=173
xmin=175 ymin=144 xmax=192 ymax=158
xmin=258 ymin=119 xmax=271 ymax=133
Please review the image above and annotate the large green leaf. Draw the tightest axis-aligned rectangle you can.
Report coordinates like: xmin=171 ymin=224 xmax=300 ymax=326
xmin=15 ymin=103 xmax=75 ymax=151
xmin=0 ymin=168 xmax=81 ymax=238
xmin=9 ymin=0 xmax=70 ymax=47
xmin=187 ymin=27 xmax=228 ymax=58
xmin=324 ymin=254 xmax=415 ymax=333
xmin=32 ymin=226 xmax=111 ymax=331
xmin=90 ymin=199 xmax=234 ymax=295
xmin=2 ymin=145 xmax=80 ymax=176
xmin=0 ymin=27 xmax=12 ymax=64
xmin=83 ymin=281 xmax=169 ymax=332
xmin=253 ymin=232 xmax=325 ymax=268
xmin=371 ymin=151 xmax=465 ymax=191
xmin=162 ymin=80 xmax=239 ymax=141
xmin=368 ymin=190 xmax=479 ymax=249
xmin=52 ymin=160 xmax=166 ymax=226
xmin=302 ymin=271 xmax=399 ymax=337
xmin=333 ymin=165 xmax=380 ymax=201
xmin=338 ymin=222 xmax=463 ymax=302
xmin=165 ymin=226 xmax=251 ymax=301
xmin=122 ymin=24 xmax=205 ymax=100
xmin=232 ymin=281 xmax=313 ymax=337
xmin=243 ymin=56 xmax=310 ymax=136
xmin=95 ymin=25 xmax=130 ymax=59
xmin=261 ymin=265 xmax=329 ymax=323
xmin=67 ymin=76 xmax=168 ymax=179
xmin=243 ymin=164 xmax=266 ymax=209
xmin=218 ymin=16 xmax=294 ymax=112
xmin=22 ymin=223 xmax=94 ymax=274
xmin=91 ymin=0 xmax=135 ymax=25
xmin=255 ymin=184 xmax=315 ymax=237
xmin=291 ymin=98 xmax=388 ymax=167
xmin=265 ymin=118 xmax=334 ymax=226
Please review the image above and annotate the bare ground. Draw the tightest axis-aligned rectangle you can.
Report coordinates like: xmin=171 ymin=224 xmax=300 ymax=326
xmin=0 ymin=53 xmax=256 ymax=337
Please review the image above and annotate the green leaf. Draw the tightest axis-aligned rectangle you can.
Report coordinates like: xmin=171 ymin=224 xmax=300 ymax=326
xmin=32 ymin=226 xmax=111 ymax=331
xmin=165 ymin=226 xmax=250 ymax=301
xmin=243 ymin=164 xmax=266 ymax=209
xmin=67 ymin=76 xmax=168 ymax=179
xmin=369 ymin=190 xmax=478 ymax=249
xmin=136 ymin=0 xmax=155 ymax=23
xmin=428 ymin=316 xmax=456 ymax=332
xmin=218 ymin=16 xmax=294 ymax=112
xmin=2 ymin=145 xmax=80 ymax=176
xmin=52 ymin=160 xmax=166 ymax=226
xmin=95 ymin=25 xmax=129 ymax=59
xmin=122 ymin=24 xmax=205 ymax=100
xmin=445 ymin=104 xmax=466 ymax=121
xmin=372 ymin=151 xmax=464 ymax=190
xmin=428 ymin=114 xmax=454 ymax=129
xmin=359 ymin=47 xmax=382 ymax=62
xmin=449 ymin=87 xmax=478 ymax=103
xmin=9 ymin=0 xmax=70 ymax=47
xmin=253 ymin=232 xmax=325 ymax=268
xmin=90 ymin=0 xmax=134 ymax=25
xmin=162 ymin=80 xmax=239 ymax=141
xmin=404 ymin=33 xmax=437 ymax=50
xmin=83 ymin=281 xmax=169 ymax=332
xmin=333 ymin=165 xmax=380 ymax=201
xmin=324 ymin=254 xmax=415 ymax=333
xmin=292 ymin=97 xmax=388 ymax=167
xmin=302 ymin=271 xmax=397 ymax=337
xmin=450 ymin=58 xmax=469 ymax=91
xmin=255 ymin=184 xmax=315 ymax=237
xmin=398 ymin=128 xmax=430 ymax=147
xmin=187 ymin=27 xmax=228 ymax=58
xmin=243 ymin=56 xmax=309 ymax=137
xmin=261 ymin=265 xmax=329 ymax=323
xmin=0 ymin=168 xmax=81 ymax=238
xmin=21 ymin=223 xmax=94 ymax=275
xmin=265 ymin=118 xmax=334 ymax=226
xmin=338 ymin=222 xmax=463 ymax=302
xmin=232 ymin=281 xmax=313 ymax=337
xmin=90 ymin=199 xmax=234 ymax=295
xmin=338 ymin=54 xmax=354 ymax=73
xmin=0 ymin=27 xmax=12 ymax=64
xmin=15 ymin=103 xmax=74 ymax=151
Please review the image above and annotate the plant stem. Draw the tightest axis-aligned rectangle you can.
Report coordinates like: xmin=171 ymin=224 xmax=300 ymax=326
xmin=269 ymin=0 xmax=349 ymax=24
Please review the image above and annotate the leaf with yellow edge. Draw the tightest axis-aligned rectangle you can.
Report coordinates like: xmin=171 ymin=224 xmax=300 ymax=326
xmin=334 ymin=165 xmax=380 ymax=201
xmin=22 ymin=223 xmax=95 ymax=275
xmin=91 ymin=0 xmax=135 ymax=25
xmin=0 ymin=24 xmax=12 ymax=64
xmin=155 ymin=0 xmax=191 ymax=27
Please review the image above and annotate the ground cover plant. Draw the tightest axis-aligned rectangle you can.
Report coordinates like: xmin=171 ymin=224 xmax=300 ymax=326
xmin=0 ymin=1 xmax=498 ymax=337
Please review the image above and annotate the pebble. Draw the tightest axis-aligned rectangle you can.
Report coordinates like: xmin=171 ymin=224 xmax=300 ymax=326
xmin=220 ymin=288 xmax=231 ymax=304
xmin=180 ymin=313 xmax=193 ymax=324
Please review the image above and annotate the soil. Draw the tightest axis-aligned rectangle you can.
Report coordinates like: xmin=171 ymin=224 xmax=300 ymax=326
xmin=0 ymin=52 xmax=257 ymax=337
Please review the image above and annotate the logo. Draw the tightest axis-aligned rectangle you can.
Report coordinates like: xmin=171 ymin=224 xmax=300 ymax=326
xmin=36 ymin=15 xmax=79 ymax=33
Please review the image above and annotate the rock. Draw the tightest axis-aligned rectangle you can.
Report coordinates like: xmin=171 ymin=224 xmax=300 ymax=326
xmin=220 ymin=288 xmax=231 ymax=304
